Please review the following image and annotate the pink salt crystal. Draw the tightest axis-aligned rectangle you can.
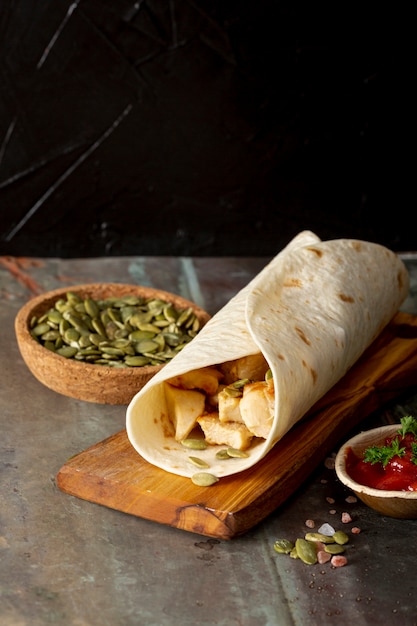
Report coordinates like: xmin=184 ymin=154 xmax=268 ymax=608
xmin=345 ymin=495 xmax=357 ymax=503
xmin=305 ymin=519 xmax=315 ymax=528
xmin=341 ymin=512 xmax=352 ymax=524
xmin=318 ymin=550 xmax=331 ymax=564
xmin=331 ymin=555 xmax=348 ymax=567
xmin=351 ymin=526 xmax=361 ymax=534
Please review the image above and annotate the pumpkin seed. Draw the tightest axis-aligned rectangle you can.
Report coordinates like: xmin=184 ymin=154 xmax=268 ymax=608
xmin=163 ymin=304 xmax=178 ymax=322
xmin=231 ymin=378 xmax=250 ymax=389
xmin=56 ymin=346 xmax=78 ymax=358
xmin=136 ymin=339 xmax=159 ymax=353
xmin=40 ymin=330 xmax=60 ymax=342
xmin=124 ymin=355 xmax=151 ymax=366
xmin=129 ymin=330 xmax=155 ymax=341
xmin=273 ymin=539 xmax=294 ymax=554
xmin=31 ymin=323 xmax=51 ymax=336
xmin=176 ymin=307 xmax=193 ymax=327
xmin=332 ymin=530 xmax=349 ymax=545
xmin=226 ymin=447 xmax=249 ymax=458
xmin=191 ymin=472 xmax=219 ymax=487
xmin=181 ymin=438 xmax=208 ymax=450
xmin=30 ymin=292 xmax=205 ymax=368
xmin=188 ymin=456 xmax=210 ymax=469
xmin=289 ymin=547 xmax=299 ymax=559
xmin=64 ymin=328 xmax=80 ymax=343
xmin=223 ymin=386 xmax=242 ymax=398
xmin=295 ymin=538 xmax=318 ymax=565
xmin=324 ymin=543 xmax=345 ymax=555
xmin=84 ymin=298 xmax=100 ymax=318
xmin=305 ymin=532 xmax=335 ymax=544
xmin=215 ymin=449 xmax=231 ymax=460
xmin=47 ymin=310 xmax=63 ymax=325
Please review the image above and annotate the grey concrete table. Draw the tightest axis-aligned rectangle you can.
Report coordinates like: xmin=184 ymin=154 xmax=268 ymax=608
xmin=2 ymin=254 xmax=417 ymax=626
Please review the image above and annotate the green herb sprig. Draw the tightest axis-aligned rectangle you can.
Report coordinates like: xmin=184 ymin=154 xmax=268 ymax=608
xmin=363 ymin=416 xmax=417 ymax=467
xmin=397 ymin=415 xmax=417 ymax=438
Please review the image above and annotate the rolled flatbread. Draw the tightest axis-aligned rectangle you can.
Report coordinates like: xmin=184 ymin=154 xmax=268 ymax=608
xmin=126 ymin=231 xmax=409 ymax=478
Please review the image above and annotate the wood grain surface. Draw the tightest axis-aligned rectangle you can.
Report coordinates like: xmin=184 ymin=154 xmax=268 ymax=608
xmin=56 ymin=312 xmax=417 ymax=539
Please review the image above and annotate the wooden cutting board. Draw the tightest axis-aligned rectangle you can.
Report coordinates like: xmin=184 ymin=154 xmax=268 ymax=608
xmin=57 ymin=312 xmax=417 ymax=540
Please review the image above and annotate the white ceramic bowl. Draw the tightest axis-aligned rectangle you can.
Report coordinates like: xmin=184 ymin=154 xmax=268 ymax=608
xmin=335 ymin=424 xmax=417 ymax=519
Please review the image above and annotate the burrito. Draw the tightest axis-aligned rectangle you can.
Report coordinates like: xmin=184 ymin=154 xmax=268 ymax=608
xmin=126 ymin=231 xmax=409 ymax=479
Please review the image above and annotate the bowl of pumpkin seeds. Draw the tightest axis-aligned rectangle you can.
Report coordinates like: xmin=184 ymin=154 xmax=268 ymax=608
xmin=15 ymin=283 xmax=211 ymax=405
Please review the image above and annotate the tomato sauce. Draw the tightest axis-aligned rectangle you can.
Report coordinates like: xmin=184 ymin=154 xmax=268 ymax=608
xmin=346 ymin=431 xmax=417 ymax=492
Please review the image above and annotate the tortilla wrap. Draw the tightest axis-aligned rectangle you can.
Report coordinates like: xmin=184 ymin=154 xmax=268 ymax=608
xmin=126 ymin=231 xmax=409 ymax=478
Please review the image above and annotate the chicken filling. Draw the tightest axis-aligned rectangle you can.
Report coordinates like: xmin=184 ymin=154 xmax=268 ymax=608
xmin=164 ymin=353 xmax=275 ymax=450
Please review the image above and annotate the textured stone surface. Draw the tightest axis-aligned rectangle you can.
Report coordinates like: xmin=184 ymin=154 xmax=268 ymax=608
xmin=2 ymin=254 xmax=417 ymax=625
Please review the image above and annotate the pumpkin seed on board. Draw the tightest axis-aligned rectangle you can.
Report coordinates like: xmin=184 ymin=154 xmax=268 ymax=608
xmin=191 ymin=472 xmax=219 ymax=487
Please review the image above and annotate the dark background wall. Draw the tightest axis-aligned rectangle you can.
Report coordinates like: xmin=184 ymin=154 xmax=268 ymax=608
xmin=0 ymin=1 xmax=412 ymax=257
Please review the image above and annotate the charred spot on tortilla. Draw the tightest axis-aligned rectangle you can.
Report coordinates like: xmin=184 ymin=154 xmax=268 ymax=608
xmin=160 ymin=411 xmax=175 ymax=438
xmin=301 ymin=360 xmax=317 ymax=383
xmin=306 ymin=246 xmax=323 ymax=257
xmin=295 ymin=327 xmax=311 ymax=345
xmin=338 ymin=293 xmax=355 ymax=303
xmin=283 ymin=278 xmax=302 ymax=287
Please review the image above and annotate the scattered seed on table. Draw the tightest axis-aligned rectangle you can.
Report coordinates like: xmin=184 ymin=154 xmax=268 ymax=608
xmin=333 ymin=530 xmax=349 ymax=545
xmin=295 ymin=538 xmax=318 ymax=565
xmin=273 ymin=539 xmax=294 ymax=554
xmin=324 ymin=543 xmax=345 ymax=555
xmin=341 ymin=512 xmax=353 ymax=524
xmin=305 ymin=532 xmax=335 ymax=544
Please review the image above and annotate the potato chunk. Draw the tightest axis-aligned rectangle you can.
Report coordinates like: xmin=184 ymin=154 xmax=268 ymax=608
xmin=239 ymin=380 xmax=274 ymax=438
xmin=164 ymin=383 xmax=205 ymax=441
xmin=167 ymin=366 xmax=222 ymax=395
xmin=220 ymin=353 xmax=269 ymax=384
xmin=197 ymin=414 xmax=254 ymax=450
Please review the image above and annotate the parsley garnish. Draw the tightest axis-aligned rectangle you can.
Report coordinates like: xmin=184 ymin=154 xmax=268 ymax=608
xmin=364 ymin=436 xmax=405 ymax=468
xmin=363 ymin=416 xmax=417 ymax=468
xmin=397 ymin=415 xmax=417 ymax=437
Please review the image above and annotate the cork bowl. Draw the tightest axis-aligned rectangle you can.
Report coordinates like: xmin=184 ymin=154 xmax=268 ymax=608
xmin=335 ymin=425 xmax=417 ymax=519
xmin=15 ymin=283 xmax=211 ymax=405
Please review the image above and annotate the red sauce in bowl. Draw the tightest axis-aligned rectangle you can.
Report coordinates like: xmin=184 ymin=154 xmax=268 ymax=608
xmin=346 ymin=429 xmax=417 ymax=492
